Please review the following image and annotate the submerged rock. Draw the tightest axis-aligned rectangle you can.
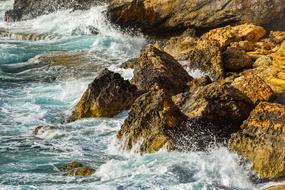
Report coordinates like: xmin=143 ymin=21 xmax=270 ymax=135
xmin=131 ymin=45 xmax=192 ymax=95
xmin=67 ymin=69 xmax=140 ymax=122
xmin=117 ymin=89 xmax=188 ymax=153
xmin=61 ymin=161 xmax=95 ymax=177
xmin=119 ymin=58 xmax=139 ymax=69
xmin=229 ymin=102 xmax=285 ymax=180
xmin=108 ymin=0 xmax=284 ymax=36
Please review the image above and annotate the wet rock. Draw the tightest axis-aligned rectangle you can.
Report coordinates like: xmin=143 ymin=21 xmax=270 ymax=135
xmin=117 ymin=89 xmax=188 ymax=153
xmin=163 ymin=35 xmax=197 ymax=60
xmin=5 ymin=0 xmax=108 ymax=22
xmin=131 ymin=46 xmax=192 ymax=96
xmin=37 ymin=51 xmax=91 ymax=66
xmin=61 ymin=161 xmax=95 ymax=177
xmin=222 ymin=47 xmax=253 ymax=71
xmin=229 ymin=102 xmax=285 ymax=179
xmin=187 ymin=40 xmax=224 ymax=80
xmin=0 ymin=28 xmax=60 ymax=41
xmin=67 ymin=69 xmax=140 ymax=122
xmin=119 ymin=58 xmax=139 ymax=69
xmin=231 ymin=73 xmax=276 ymax=105
xmin=108 ymin=0 xmax=284 ymax=36
xmin=266 ymin=185 xmax=285 ymax=190
xmin=175 ymin=82 xmax=254 ymax=130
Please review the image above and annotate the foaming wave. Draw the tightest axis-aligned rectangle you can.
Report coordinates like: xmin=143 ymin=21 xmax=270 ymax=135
xmin=0 ymin=0 xmax=13 ymax=22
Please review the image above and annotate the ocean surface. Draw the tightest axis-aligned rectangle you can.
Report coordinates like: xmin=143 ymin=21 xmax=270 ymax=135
xmin=0 ymin=1 xmax=276 ymax=189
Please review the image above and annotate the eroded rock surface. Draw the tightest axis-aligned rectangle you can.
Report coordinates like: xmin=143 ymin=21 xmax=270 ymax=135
xmin=229 ymin=102 xmax=285 ymax=179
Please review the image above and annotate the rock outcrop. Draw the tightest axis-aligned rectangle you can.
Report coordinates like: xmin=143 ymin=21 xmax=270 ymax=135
xmin=108 ymin=0 xmax=285 ymax=36
xmin=61 ymin=161 xmax=95 ymax=177
xmin=117 ymin=89 xmax=188 ymax=153
xmin=131 ymin=46 xmax=192 ymax=96
xmin=67 ymin=69 xmax=140 ymax=122
xmin=5 ymin=0 xmax=108 ymax=22
xmin=229 ymin=102 xmax=285 ymax=179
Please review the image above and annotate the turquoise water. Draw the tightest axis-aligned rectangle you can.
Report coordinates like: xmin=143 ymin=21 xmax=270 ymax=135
xmin=0 ymin=1 xmax=272 ymax=189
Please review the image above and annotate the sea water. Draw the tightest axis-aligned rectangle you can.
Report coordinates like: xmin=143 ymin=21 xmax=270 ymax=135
xmin=0 ymin=0 xmax=274 ymax=189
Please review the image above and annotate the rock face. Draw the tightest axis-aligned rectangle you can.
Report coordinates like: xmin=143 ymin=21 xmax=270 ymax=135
xmin=131 ymin=46 xmax=193 ymax=95
xmin=229 ymin=102 xmax=285 ymax=179
xmin=231 ymin=73 xmax=276 ymax=105
xmin=61 ymin=161 xmax=95 ymax=177
xmin=108 ymin=0 xmax=285 ymax=36
xmin=5 ymin=0 xmax=107 ymax=22
xmin=175 ymin=82 xmax=254 ymax=130
xmin=117 ymin=89 xmax=188 ymax=153
xmin=67 ymin=69 xmax=139 ymax=122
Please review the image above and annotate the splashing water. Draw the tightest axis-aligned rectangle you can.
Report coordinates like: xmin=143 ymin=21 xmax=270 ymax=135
xmin=0 ymin=0 xmax=276 ymax=189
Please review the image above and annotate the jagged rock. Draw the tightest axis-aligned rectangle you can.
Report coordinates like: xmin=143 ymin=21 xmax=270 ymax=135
xmin=175 ymin=82 xmax=254 ymax=130
xmin=222 ymin=47 xmax=253 ymax=71
xmin=61 ymin=161 xmax=95 ymax=177
xmin=117 ymin=89 xmax=188 ymax=153
xmin=163 ymin=35 xmax=197 ymax=60
xmin=231 ymin=73 xmax=276 ymax=105
xmin=270 ymin=31 xmax=285 ymax=44
xmin=229 ymin=102 xmax=285 ymax=179
xmin=119 ymin=58 xmax=139 ymax=69
xmin=5 ymin=0 xmax=108 ymax=22
xmin=187 ymin=40 xmax=224 ymax=80
xmin=67 ymin=69 xmax=140 ymax=122
xmin=131 ymin=46 xmax=192 ymax=95
xmin=243 ymin=41 xmax=285 ymax=94
xmin=108 ymin=0 xmax=284 ymax=36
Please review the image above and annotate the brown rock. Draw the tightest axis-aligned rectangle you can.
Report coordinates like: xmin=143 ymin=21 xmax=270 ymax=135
xmin=119 ymin=58 xmax=139 ymax=69
xmin=117 ymin=89 xmax=188 ymax=153
xmin=131 ymin=45 xmax=192 ymax=95
xmin=176 ymin=82 xmax=254 ymax=129
xmin=223 ymin=47 xmax=253 ymax=71
xmin=61 ymin=161 xmax=95 ymax=177
xmin=187 ymin=40 xmax=224 ymax=80
xmin=108 ymin=0 xmax=282 ymax=36
xmin=231 ymin=73 xmax=276 ymax=105
xmin=229 ymin=102 xmax=285 ymax=179
xmin=67 ymin=69 xmax=140 ymax=122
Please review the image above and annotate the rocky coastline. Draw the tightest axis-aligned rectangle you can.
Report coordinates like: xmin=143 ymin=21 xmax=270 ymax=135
xmin=5 ymin=0 xmax=285 ymax=188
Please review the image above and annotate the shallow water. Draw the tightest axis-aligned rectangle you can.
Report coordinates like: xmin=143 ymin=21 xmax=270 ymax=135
xmin=0 ymin=1 xmax=274 ymax=189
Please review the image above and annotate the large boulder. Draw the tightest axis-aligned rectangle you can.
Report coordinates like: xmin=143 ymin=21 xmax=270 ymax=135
xmin=117 ymin=89 xmax=188 ymax=153
xmin=108 ymin=0 xmax=285 ymax=36
xmin=229 ymin=102 xmax=285 ymax=179
xmin=131 ymin=46 xmax=192 ymax=96
xmin=5 ymin=0 xmax=108 ymax=22
xmin=174 ymin=82 xmax=254 ymax=131
xmin=66 ymin=69 xmax=140 ymax=122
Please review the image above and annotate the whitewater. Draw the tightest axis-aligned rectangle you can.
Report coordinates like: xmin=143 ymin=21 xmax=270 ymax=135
xmin=0 ymin=0 xmax=276 ymax=189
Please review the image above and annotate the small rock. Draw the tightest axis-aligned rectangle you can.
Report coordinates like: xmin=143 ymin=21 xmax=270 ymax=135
xmin=223 ymin=46 xmax=253 ymax=71
xmin=119 ymin=58 xmax=139 ymax=69
xmin=61 ymin=161 xmax=95 ymax=177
